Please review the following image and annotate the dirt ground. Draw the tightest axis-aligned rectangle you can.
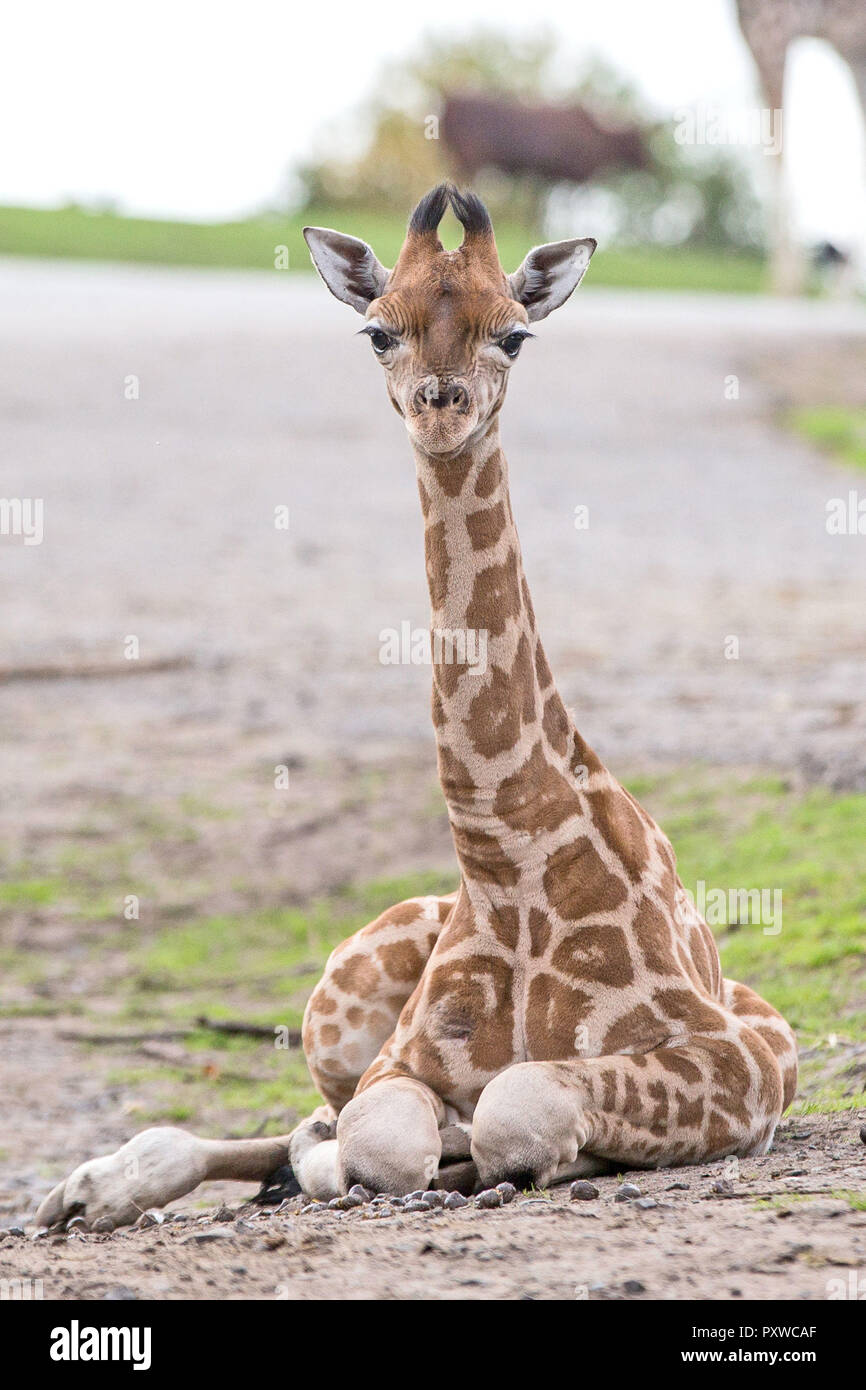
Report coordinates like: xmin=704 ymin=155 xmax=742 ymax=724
xmin=1 ymin=261 xmax=865 ymax=1300
xmin=2 ymin=1114 xmax=864 ymax=1301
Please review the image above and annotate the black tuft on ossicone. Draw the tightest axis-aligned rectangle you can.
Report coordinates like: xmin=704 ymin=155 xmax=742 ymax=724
xmin=408 ymin=183 xmax=451 ymax=236
xmin=408 ymin=183 xmax=493 ymax=241
xmin=449 ymin=186 xmax=492 ymax=237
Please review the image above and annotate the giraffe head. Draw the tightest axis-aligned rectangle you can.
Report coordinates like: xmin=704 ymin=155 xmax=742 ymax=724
xmin=304 ymin=184 xmax=596 ymax=457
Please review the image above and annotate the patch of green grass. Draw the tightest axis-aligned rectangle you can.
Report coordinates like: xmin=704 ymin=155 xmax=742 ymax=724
xmin=0 ymin=878 xmax=62 ymax=906
xmin=789 ymin=406 xmax=866 ymax=473
xmin=0 ymin=1001 xmax=83 ymax=1019
xmin=831 ymin=1190 xmax=866 ymax=1211
xmin=636 ymin=777 xmax=866 ymax=1049
xmin=752 ymin=1193 xmax=813 ymax=1211
xmin=117 ymin=871 xmax=457 ymax=1025
xmin=0 ymin=203 xmax=766 ymax=293
xmin=107 ymin=1052 xmax=319 ymax=1129
xmin=790 ymin=1088 xmax=866 ymax=1116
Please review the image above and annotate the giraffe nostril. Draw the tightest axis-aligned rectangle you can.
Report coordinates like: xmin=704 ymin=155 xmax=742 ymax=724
xmin=415 ymin=380 xmax=471 ymax=412
xmin=446 ymin=383 xmax=470 ymax=411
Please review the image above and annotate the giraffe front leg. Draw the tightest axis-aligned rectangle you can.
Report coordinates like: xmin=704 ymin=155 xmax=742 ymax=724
xmin=471 ymin=1026 xmax=786 ymax=1189
xmin=36 ymin=1127 xmax=298 ymax=1230
xmin=335 ymin=1076 xmax=446 ymax=1196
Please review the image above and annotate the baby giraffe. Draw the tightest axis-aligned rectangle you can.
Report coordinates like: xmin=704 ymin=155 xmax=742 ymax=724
xmin=37 ymin=186 xmax=797 ymax=1228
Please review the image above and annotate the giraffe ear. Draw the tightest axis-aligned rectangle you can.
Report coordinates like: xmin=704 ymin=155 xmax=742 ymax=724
xmin=508 ymin=238 xmax=597 ymax=321
xmin=303 ymin=227 xmax=389 ymax=314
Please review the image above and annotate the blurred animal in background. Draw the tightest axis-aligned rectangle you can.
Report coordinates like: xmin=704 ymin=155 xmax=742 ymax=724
xmin=441 ymin=93 xmax=650 ymax=185
xmin=736 ymin=0 xmax=866 ymax=292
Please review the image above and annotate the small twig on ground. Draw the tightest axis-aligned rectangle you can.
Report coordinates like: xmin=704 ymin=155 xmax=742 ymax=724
xmin=0 ymin=656 xmax=192 ymax=683
xmin=58 ymin=1029 xmax=193 ymax=1044
xmin=195 ymin=1016 xmax=301 ymax=1045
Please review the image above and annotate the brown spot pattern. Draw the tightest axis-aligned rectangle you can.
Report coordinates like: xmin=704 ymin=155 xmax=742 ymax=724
xmin=543 ymin=838 xmax=629 ymax=918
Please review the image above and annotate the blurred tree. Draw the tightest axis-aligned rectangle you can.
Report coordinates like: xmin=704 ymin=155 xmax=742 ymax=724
xmin=296 ymin=29 xmax=763 ymax=253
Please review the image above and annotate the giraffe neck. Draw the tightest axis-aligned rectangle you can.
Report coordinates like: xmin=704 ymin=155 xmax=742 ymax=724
xmin=413 ymin=421 xmax=603 ymax=896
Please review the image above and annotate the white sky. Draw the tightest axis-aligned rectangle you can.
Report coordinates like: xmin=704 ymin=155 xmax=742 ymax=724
xmin=2 ymin=0 xmax=863 ymax=244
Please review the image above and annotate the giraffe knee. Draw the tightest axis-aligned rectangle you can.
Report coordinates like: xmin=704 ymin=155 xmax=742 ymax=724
xmin=471 ymin=1064 xmax=588 ymax=1190
xmin=336 ymin=1080 xmax=442 ymax=1196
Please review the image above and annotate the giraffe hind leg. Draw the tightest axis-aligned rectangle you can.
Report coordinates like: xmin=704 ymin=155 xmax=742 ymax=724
xmin=280 ymin=892 xmax=456 ymax=1199
xmin=301 ymin=891 xmax=455 ymax=1112
xmin=470 ymin=1016 xmax=788 ymax=1190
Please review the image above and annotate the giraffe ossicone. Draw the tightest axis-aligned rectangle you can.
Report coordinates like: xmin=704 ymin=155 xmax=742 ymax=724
xmin=36 ymin=185 xmax=797 ymax=1229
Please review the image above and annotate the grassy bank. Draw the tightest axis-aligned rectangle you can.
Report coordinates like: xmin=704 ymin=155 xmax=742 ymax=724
xmin=1 ymin=768 xmax=863 ymax=1132
xmin=0 ymin=203 xmax=766 ymax=293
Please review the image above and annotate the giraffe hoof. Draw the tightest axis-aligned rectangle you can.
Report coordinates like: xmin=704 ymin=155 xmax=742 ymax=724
xmin=253 ymin=1164 xmax=301 ymax=1205
xmin=34 ymin=1128 xmax=210 ymax=1232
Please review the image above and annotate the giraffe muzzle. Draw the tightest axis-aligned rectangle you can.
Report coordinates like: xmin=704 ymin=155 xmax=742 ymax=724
xmin=412 ymin=377 xmax=472 ymax=415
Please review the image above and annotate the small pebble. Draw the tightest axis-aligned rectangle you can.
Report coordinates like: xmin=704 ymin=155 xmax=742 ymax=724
xmin=570 ymin=1181 xmax=600 ymax=1202
xmin=634 ymin=1197 xmax=658 ymax=1210
xmin=710 ymin=1179 xmax=734 ymax=1195
xmin=300 ymin=1203 xmax=326 ymax=1215
xmin=214 ymin=1205 xmax=236 ymax=1222
xmin=623 ymin=1279 xmax=646 ymax=1295
xmin=405 ymin=1190 xmax=425 ymax=1202
xmin=328 ymin=1193 xmax=363 ymax=1210
xmin=91 ymin=1216 xmax=115 ymax=1234
xmin=475 ymin=1188 xmax=503 ymax=1209
xmin=347 ymin=1184 xmax=373 ymax=1204
xmin=404 ymin=1199 xmax=431 ymax=1213
xmin=666 ymin=1181 xmax=689 ymax=1191
xmin=614 ymin=1183 xmax=642 ymax=1203
xmin=444 ymin=1191 xmax=468 ymax=1210
xmin=496 ymin=1182 xmax=517 ymax=1205
xmin=422 ymin=1190 xmax=445 ymax=1208
xmin=7 ymin=1228 xmax=26 ymax=1238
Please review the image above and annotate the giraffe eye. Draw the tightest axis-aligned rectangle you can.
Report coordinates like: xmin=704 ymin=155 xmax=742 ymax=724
xmin=368 ymin=328 xmax=395 ymax=354
xmin=499 ymin=332 xmax=529 ymax=358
